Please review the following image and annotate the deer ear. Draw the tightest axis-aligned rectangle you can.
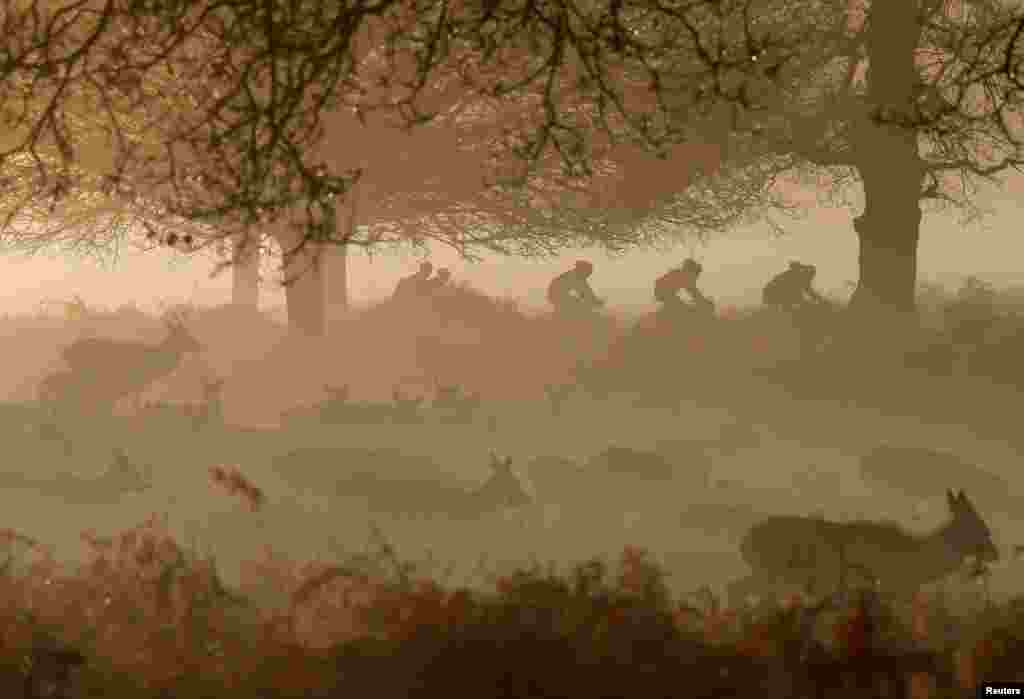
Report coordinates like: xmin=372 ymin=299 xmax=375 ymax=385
xmin=957 ymin=491 xmax=977 ymax=512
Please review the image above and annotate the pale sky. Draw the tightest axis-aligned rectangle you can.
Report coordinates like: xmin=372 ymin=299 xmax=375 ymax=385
xmin=2 ymin=190 xmax=1022 ymax=318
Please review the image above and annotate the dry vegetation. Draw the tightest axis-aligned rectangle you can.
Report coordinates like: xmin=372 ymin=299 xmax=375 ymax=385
xmin=0 ymin=279 xmax=1022 ymax=697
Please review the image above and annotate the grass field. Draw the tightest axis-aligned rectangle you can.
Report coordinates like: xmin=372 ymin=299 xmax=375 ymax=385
xmin=0 ymin=282 xmax=1020 ymax=621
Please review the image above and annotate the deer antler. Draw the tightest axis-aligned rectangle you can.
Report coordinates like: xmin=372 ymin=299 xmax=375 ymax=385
xmin=164 ymin=307 xmax=190 ymax=327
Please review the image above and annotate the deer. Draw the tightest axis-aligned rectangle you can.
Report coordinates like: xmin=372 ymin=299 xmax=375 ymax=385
xmin=726 ymin=489 xmax=999 ymax=611
xmin=277 ymin=449 xmax=532 ymax=520
xmin=432 ymin=381 xmax=483 ymax=425
xmin=321 ymin=384 xmax=351 ymax=412
xmin=37 ymin=369 xmax=90 ymax=417
xmin=544 ymin=382 xmax=575 ymax=417
xmin=391 ymin=386 xmax=425 ymax=424
xmin=315 ymin=384 xmax=416 ymax=425
xmin=0 ymin=446 xmax=151 ymax=503
xmin=46 ymin=313 xmax=203 ymax=414
xmin=468 ymin=453 xmax=533 ymax=514
xmin=183 ymin=376 xmax=226 ymax=430
xmin=585 ymin=431 xmax=759 ymax=487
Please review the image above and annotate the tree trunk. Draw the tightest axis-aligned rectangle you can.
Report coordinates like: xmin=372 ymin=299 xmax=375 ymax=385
xmin=847 ymin=0 xmax=924 ymax=321
xmin=326 ymin=244 xmax=348 ymax=324
xmin=325 ymin=196 xmax=350 ymax=328
xmin=274 ymin=227 xmax=326 ymax=337
xmin=848 ymin=158 xmax=922 ymax=316
xmin=231 ymin=232 xmax=260 ymax=310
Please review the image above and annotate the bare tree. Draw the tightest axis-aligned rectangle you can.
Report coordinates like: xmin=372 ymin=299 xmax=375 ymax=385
xmin=419 ymin=0 xmax=1024 ymax=322
xmin=0 ymin=1 xmax=422 ymax=333
xmin=6 ymin=0 xmax=1024 ymax=338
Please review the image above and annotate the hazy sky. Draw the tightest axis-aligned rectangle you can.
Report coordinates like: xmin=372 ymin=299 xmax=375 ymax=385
xmin=3 ymin=190 xmax=1022 ymax=318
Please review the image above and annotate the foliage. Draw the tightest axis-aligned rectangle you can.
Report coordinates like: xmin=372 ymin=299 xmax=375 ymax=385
xmin=22 ymin=273 xmax=1024 ymax=404
xmin=0 ymin=515 xmax=1019 ymax=698
xmin=2 ymin=282 xmax=1024 ymax=694
xmin=386 ymin=0 xmax=1024 ymax=257
xmin=5 ymin=1 xmax=1024 ymax=274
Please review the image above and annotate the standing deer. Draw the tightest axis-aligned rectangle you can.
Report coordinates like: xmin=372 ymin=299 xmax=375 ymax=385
xmin=727 ymin=489 xmax=999 ymax=608
xmin=544 ymin=383 xmax=574 ymax=417
xmin=0 ymin=446 xmax=151 ymax=502
xmin=37 ymin=369 xmax=90 ymax=416
xmin=41 ymin=314 xmax=203 ymax=414
xmin=184 ymin=376 xmax=226 ymax=430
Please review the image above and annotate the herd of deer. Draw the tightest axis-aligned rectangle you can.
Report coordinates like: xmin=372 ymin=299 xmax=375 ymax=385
xmin=281 ymin=380 xmax=486 ymax=427
xmin=22 ymin=314 xmax=1007 ymax=611
xmin=37 ymin=311 xmax=207 ymax=419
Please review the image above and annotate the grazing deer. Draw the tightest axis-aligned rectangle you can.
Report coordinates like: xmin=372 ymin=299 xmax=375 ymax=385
xmin=281 ymin=385 xmax=349 ymax=425
xmin=391 ymin=386 xmax=425 ymax=424
xmin=727 ymin=489 xmax=999 ymax=608
xmin=588 ymin=446 xmax=677 ymax=481
xmin=50 ymin=314 xmax=203 ymax=413
xmin=587 ymin=440 xmax=723 ymax=487
xmin=33 ymin=417 xmax=76 ymax=457
xmin=322 ymin=384 xmax=351 ymax=409
xmin=569 ymin=359 xmax=610 ymax=399
xmin=309 ymin=384 xmax=426 ymax=425
xmin=283 ymin=450 xmax=532 ymax=520
xmin=184 ymin=376 xmax=226 ymax=430
xmin=316 ymin=384 xmax=410 ymax=425
xmin=344 ymin=454 xmax=532 ymax=519
xmin=432 ymin=382 xmax=482 ymax=425
xmin=0 ymin=446 xmax=151 ymax=503
xmin=544 ymin=383 xmax=574 ymax=417
xmin=524 ymin=455 xmax=588 ymax=503
xmin=37 ymin=369 xmax=91 ymax=416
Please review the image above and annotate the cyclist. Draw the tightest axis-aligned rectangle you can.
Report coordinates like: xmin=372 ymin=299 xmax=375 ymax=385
xmin=547 ymin=260 xmax=604 ymax=318
xmin=422 ymin=267 xmax=452 ymax=296
xmin=654 ymin=258 xmax=715 ymax=324
xmin=393 ymin=261 xmax=434 ymax=301
xmin=763 ymin=262 xmax=832 ymax=356
xmin=762 ymin=261 xmax=826 ymax=311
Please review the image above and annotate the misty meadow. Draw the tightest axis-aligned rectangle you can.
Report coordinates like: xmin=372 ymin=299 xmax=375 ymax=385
xmin=0 ymin=0 xmax=1022 ymax=697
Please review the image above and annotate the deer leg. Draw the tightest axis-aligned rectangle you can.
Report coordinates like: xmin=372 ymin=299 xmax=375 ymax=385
xmin=726 ymin=574 xmax=763 ymax=609
xmin=727 ymin=573 xmax=800 ymax=610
